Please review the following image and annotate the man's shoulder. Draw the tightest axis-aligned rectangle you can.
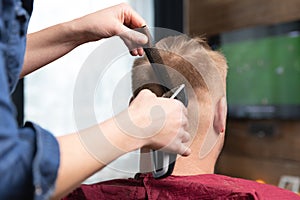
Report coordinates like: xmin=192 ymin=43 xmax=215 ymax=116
xmin=62 ymin=173 xmax=300 ymax=200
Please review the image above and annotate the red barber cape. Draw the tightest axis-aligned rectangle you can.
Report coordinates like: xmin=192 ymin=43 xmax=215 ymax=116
xmin=62 ymin=173 xmax=299 ymax=200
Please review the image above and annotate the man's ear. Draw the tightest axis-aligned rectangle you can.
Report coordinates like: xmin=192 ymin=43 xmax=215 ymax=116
xmin=213 ymin=96 xmax=227 ymax=133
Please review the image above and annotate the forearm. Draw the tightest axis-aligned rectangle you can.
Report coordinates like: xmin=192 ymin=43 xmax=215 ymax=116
xmin=52 ymin=117 xmax=143 ymax=199
xmin=22 ymin=3 xmax=148 ymax=77
xmin=21 ymin=19 xmax=87 ymax=77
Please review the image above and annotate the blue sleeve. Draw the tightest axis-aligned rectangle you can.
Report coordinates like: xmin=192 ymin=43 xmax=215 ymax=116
xmin=0 ymin=46 xmax=60 ymax=200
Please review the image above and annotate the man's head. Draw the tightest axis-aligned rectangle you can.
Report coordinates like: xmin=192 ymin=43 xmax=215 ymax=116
xmin=131 ymin=34 xmax=228 ymax=175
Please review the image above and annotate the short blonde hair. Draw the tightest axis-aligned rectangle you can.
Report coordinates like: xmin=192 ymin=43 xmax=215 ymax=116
xmin=131 ymin=35 xmax=228 ymax=98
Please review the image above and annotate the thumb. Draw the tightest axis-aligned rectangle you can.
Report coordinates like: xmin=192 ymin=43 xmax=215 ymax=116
xmin=118 ymin=26 xmax=148 ymax=51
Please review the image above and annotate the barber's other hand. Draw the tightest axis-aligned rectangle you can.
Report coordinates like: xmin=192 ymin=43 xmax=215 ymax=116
xmin=72 ymin=3 xmax=147 ymax=56
xmin=126 ymin=89 xmax=191 ymax=156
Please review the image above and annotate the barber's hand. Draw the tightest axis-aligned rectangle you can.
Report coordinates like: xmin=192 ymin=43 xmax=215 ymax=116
xmin=73 ymin=3 xmax=147 ymax=56
xmin=126 ymin=89 xmax=191 ymax=156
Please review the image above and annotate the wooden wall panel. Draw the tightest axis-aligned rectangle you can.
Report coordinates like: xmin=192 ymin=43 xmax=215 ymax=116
xmin=223 ymin=120 xmax=300 ymax=162
xmin=216 ymin=153 xmax=300 ymax=185
xmin=185 ymin=0 xmax=300 ymax=36
xmin=216 ymin=119 xmax=300 ymax=186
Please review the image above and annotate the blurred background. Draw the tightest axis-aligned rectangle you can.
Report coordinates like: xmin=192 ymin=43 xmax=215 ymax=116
xmin=185 ymin=0 xmax=300 ymax=192
xmin=12 ymin=0 xmax=300 ymax=192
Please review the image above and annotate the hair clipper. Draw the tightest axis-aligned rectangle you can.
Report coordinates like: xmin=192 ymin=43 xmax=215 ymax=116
xmin=139 ymin=26 xmax=189 ymax=179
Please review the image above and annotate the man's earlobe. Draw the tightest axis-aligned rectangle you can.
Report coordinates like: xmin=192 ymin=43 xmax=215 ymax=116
xmin=213 ymin=96 xmax=227 ymax=133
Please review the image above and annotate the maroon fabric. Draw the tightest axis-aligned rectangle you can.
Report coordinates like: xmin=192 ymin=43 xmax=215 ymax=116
xmin=62 ymin=174 xmax=300 ymax=200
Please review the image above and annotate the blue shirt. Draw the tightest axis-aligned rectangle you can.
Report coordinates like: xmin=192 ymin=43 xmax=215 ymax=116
xmin=0 ymin=0 xmax=60 ymax=199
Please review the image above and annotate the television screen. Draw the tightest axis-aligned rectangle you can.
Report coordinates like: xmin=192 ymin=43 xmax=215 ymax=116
xmin=217 ymin=21 xmax=300 ymax=119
